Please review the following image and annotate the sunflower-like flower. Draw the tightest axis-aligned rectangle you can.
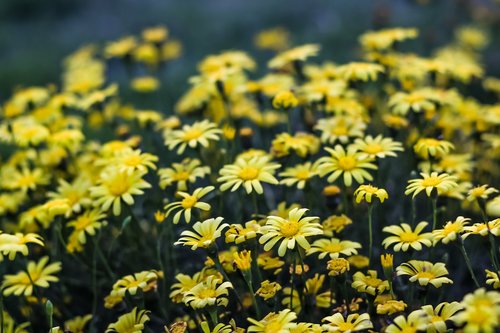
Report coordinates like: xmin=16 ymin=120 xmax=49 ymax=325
xmin=2 ymin=256 xmax=61 ymax=296
xmin=360 ymin=27 xmax=418 ymax=50
xmin=183 ymin=275 xmax=232 ymax=309
xmin=354 ymin=185 xmax=388 ymax=204
xmin=396 ymin=260 xmax=453 ymax=288
xmin=413 ymin=138 xmax=455 ymax=160
xmin=321 ymin=313 xmax=373 ymax=332
xmin=462 ymin=218 xmax=500 ymax=238
xmin=106 ymin=307 xmax=150 ymax=333
xmin=336 ymin=62 xmax=384 ymax=82
xmin=0 ymin=232 xmax=44 ymax=261
xmin=110 ymin=270 xmax=160 ymax=298
xmin=272 ymin=91 xmax=299 ymax=109
xmin=382 ymin=222 xmax=433 ymax=251
xmin=466 ymin=184 xmax=498 ymax=202
xmin=218 ymin=156 xmax=280 ymax=195
xmin=90 ymin=168 xmax=151 ymax=216
xmin=66 ymin=209 xmax=107 ymax=252
xmin=268 ymin=44 xmax=320 ymax=69
xmin=376 ymin=300 xmax=407 ymax=315
xmin=165 ymin=120 xmax=222 ymax=154
xmin=225 ymin=220 xmax=260 ymax=244
xmin=385 ymin=310 xmax=428 ymax=333
xmin=271 ymin=132 xmax=320 ymax=158
xmin=64 ymin=314 xmax=93 ymax=333
xmin=453 ymin=288 xmax=500 ymax=333
xmin=279 ymin=162 xmax=318 ymax=190
xmin=169 ymin=272 xmax=204 ymax=303
xmin=158 ymin=158 xmax=210 ymax=191
xmin=405 ymin=172 xmax=458 ymax=198
xmin=259 ymin=207 xmax=322 ymax=257
xmin=351 ymin=270 xmax=389 ymax=296
xmin=421 ymin=302 xmax=463 ymax=333
xmin=351 ymin=135 xmax=404 ymax=159
xmin=307 ymin=238 xmax=361 ymax=259
xmin=175 ymin=217 xmax=228 ymax=250
xmin=432 ymin=216 xmax=470 ymax=244
xmin=316 ymin=145 xmax=377 ymax=187
xmin=315 ymin=116 xmax=366 ymax=145
xmin=164 ymin=186 xmax=214 ymax=224
xmin=255 ymin=280 xmax=282 ymax=300
xmin=388 ymin=89 xmax=437 ymax=115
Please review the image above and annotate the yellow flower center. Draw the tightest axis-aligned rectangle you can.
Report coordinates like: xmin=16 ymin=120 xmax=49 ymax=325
xmin=421 ymin=138 xmax=440 ymax=147
xmin=421 ymin=176 xmax=441 ymax=187
xmin=467 ymin=309 xmax=489 ymax=325
xmin=295 ymin=170 xmax=311 ymax=180
xmin=198 ymin=288 xmax=217 ymax=299
xmin=400 ymin=327 xmax=417 ymax=333
xmin=181 ymin=195 xmax=198 ymax=209
xmin=416 ymin=271 xmax=435 ymax=280
xmin=443 ymin=223 xmax=460 ymax=234
xmin=364 ymin=277 xmax=382 ymax=287
xmin=182 ymin=128 xmax=203 ymax=141
xmin=18 ymin=175 xmax=36 ymax=187
xmin=337 ymin=322 xmax=355 ymax=331
xmin=399 ymin=232 xmax=418 ymax=242
xmin=406 ymin=93 xmax=425 ymax=103
xmin=174 ymin=171 xmax=190 ymax=181
xmin=364 ymin=144 xmax=383 ymax=154
xmin=338 ymin=156 xmax=357 ymax=171
xmin=238 ymin=167 xmax=259 ymax=181
xmin=470 ymin=187 xmax=485 ymax=197
xmin=108 ymin=179 xmax=130 ymax=196
xmin=331 ymin=126 xmax=348 ymax=136
xmin=325 ymin=243 xmax=343 ymax=252
xmin=264 ymin=322 xmax=283 ymax=333
xmin=126 ymin=280 xmax=143 ymax=289
xmin=431 ymin=315 xmax=443 ymax=323
xmin=123 ymin=155 xmax=142 ymax=167
xmin=74 ymin=216 xmax=92 ymax=230
xmin=280 ymin=220 xmax=300 ymax=238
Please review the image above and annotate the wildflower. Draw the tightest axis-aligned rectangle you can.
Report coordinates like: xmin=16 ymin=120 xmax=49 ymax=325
xmin=382 ymin=114 xmax=409 ymax=129
xmin=336 ymin=62 xmax=384 ymax=81
xmin=271 ymin=132 xmax=320 ymax=158
xmin=225 ymin=220 xmax=260 ymax=244
xmin=377 ymin=300 xmax=407 ymax=315
xmin=397 ymin=260 xmax=453 ymax=288
xmin=254 ymin=27 xmax=290 ymax=51
xmin=110 ymin=270 xmax=160 ymax=298
xmin=2 ymin=256 xmax=61 ymax=296
xmin=279 ymin=162 xmax=318 ymax=190
xmin=380 ymin=254 xmax=394 ymax=269
xmin=382 ymin=222 xmax=433 ymax=251
xmin=233 ymin=250 xmax=252 ymax=271
xmin=175 ymin=217 xmax=228 ymax=250
xmin=66 ymin=209 xmax=106 ymax=247
xmin=463 ymin=219 xmax=500 ymax=238
xmin=351 ymin=270 xmax=389 ymax=296
xmin=272 ymin=91 xmax=298 ymax=109
xmin=322 ymin=214 xmax=352 ymax=235
xmin=421 ymin=302 xmax=463 ymax=333
xmin=385 ymin=310 xmax=428 ymax=333
xmin=165 ymin=120 xmax=222 ymax=154
xmin=106 ymin=307 xmax=150 ymax=333
xmin=360 ymin=27 xmax=418 ymax=50
xmin=64 ymin=314 xmax=92 ymax=333
xmin=307 ymin=238 xmax=361 ymax=259
xmin=268 ymin=44 xmax=320 ymax=69
xmin=111 ymin=149 xmax=158 ymax=174
xmin=315 ymin=116 xmax=366 ymax=145
xmin=351 ymin=135 xmax=404 ymax=159
xmin=316 ymin=145 xmax=377 ymax=186
xmin=432 ymin=216 xmax=469 ymax=244
xmin=256 ymin=280 xmax=282 ymax=301
xmin=105 ymin=36 xmax=137 ymax=58
xmin=183 ymin=275 xmax=232 ymax=309
xmin=130 ymin=76 xmax=160 ymax=93
xmin=354 ymin=185 xmax=388 ymax=204
xmin=3 ymin=167 xmax=50 ymax=192
xmin=0 ymin=232 xmax=44 ymax=261
xmin=218 ymin=156 xmax=280 ymax=195
xmin=327 ymin=258 xmax=350 ymax=276
xmin=170 ymin=272 xmax=204 ymax=303
xmin=348 ymin=255 xmax=370 ymax=269
xmin=388 ymin=89 xmax=437 ymax=115
xmin=405 ymin=172 xmax=458 ymax=198
xmin=259 ymin=207 xmax=322 ymax=257
xmin=90 ymin=169 xmax=151 ymax=216
xmin=282 ymin=274 xmax=332 ymax=313
xmin=257 ymin=253 xmax=285 ymax=275
xmin=486 ymin=270 xmax=500 ymax=289
xmin=164 ymin=186 xmax=214 ymax=224
xmin=454 ymin=288 xmax=500 ymax=333
xmin=413 ymin=138 xmax=455 ymax=160
xmin=323 ymin=186 xmax=341 ymax=197
xmin=467 ymin=184 xmax=498 ymax=202
xmin=321 ymin=313 xmax=373 ymax=332
xmin=158 ymin=158 xmax=210 ymax=191
xmin=48 ymin=177 xmax=92 ymax=214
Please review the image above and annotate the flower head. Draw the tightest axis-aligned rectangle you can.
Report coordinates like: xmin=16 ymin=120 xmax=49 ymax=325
xmin=397 ymin=260 xmax=453 ymax=288
xmin=175 ymin=217 xmax=228 ymax=250
xmin=164 ymin=186 xmax=214 ymax=224
xmin=405 ymin=172 xmax=458 ymax=198
xmin=382 ymin=222 xmax=434 ymax=251
xmin=354 ymin=185 xmax=388 ymax=204
xmin=321 ymin=313 xmax=373 ymax=332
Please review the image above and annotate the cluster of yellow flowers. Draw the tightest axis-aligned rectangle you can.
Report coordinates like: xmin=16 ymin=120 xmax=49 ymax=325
xmin=0 ymin=22 xmax=499 ymax=333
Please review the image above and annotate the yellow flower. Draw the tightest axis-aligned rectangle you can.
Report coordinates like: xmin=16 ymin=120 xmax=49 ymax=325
xmin=307 ymin=238 xmax=361 ymax=259
xmin=486 ymin=270 xmax=500 ymax=289
xmin=257 ymin=253 xmax=285 ymax=275
xmin=322 ymin=214 xmax=352 ymax=236
xmin=382 ymin=222 xmax=433 ymax=251
xmin=233 ymin=250 xmax=252 ymax=271
xmin=315 ymin=116 xmax=366 ymax=145
xmin=271 ymin=132 xmax=320 ymax=158
xmin=254 ymin=27 xmax=290 ymax=51
xmin=48 ymin=177 xmax=92 ymax=214
xmin=432 ymin=216 xmax=469 ymax=244
xmin=421 ymin=302 xmax=463 ymax=333
xmin=164 ymin=186 xmax=214 ymax=224
xmin=327 ymin=258 xmax=350 ymax=276
xmin=279 ymin=162 xmax=318 ymax=190
xmin=348 ymin=255 xmax=370 ymax=269
xmin=11 ymin=119 xmax=50 ymax=147
xmin=380 ymin=253 xmax=394 ymax=269
xmin=90 ymin=169 xmax=151 ymax=216
xmin=218 ymin=156 xmax=280 ymax=195
xmin=454 ymin=288 xmax=500 ymax=333
xmin=142 ymin=25 xmax=168 ymax=43
xmin=336 ymin=62 xmax=384 ymax=81
xmin=382 ymin=114 xmax=409 ymax=129
xmin=2 ymin=256 xmax=61 ymax=296
xmin=413 ymin=138 xmax=454 ymax=160
xmin=255 ymin=280 xmax=282 ymax=300
xmin=396 ymin=260 xmax=453 ymax=288
xmin=130 ymin=76 xmax=160 ymax=93
xmin=66 ymin=209 xmax=106 ymax=251
xmin=351 ymin=135 xmax=404 ymax=159
xmin=0 ymin=232 xmax=44 ymax=261
xmin=158 ymin=158 xmax=210 ymax=191
xmin=354 ymin=185 xmax=388 ymax=204
xmin=388 ymin=89 xmax=437 ymax=115
xmin=385 ymin=310 xmax=428 ymax=333
xmin=268 ymin=44 xmax=320 ymax=69
xmin=456 ymin=25 xmax=489 ymax=50
xmin=377 ymin=300 xmax=407 ymax=315
xmin=105 ymin=36 xmax=137 ymax=58
xmin=351 ymin=270 xmax=389 ymax=296
xmin=106 ymin=307 xmax=150 ymax=333
xmin=321 ymin=313 xmax=373 ymax=332
xmin=165 ymin=120 xmax=222 ymax=154
xmin=183 ymin=275 xmax=232 ymax=309
xmin=317 ymin=145 xmax=377 ymax=187
xmin=463 ymin=219 xmax=500 ymax=238
xmin=110 ymin=270 xmax=160 ymax=301
xmin=3 ymin=167 xmax=50 ymax=192
xmin=405 ymin=172 xmax=458 ymax=198
xmin=169 ymin=272 xmax=204 ymax=304
xmin=64 ymin=314 xmax=92 ymax=333
xmin=467 ymin=184 xmax=498 ymax=202
xmin=175 ymin=217 xmax=228 ymax=250
xmin=282 ymin=274 xmax=332 ymax=314
xmin=225 ymin=220 xmax=260 ymax=244
xmin=259 ymin=207 xmax=322 ymax=257
xmin=360 ymin=27 xmax=418 ymax=50
xmin=272 ymin=91 xmax=298 ymax=109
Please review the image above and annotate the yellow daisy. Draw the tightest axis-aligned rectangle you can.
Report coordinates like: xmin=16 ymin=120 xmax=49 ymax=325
xmin=321 ymin=313 xmax=373 ymax=332
xmin=396 ymin=260 xmax=453 ymax=287
xmin=106 ymin=307 xmax=150 ymax=333
xmin=248 ymin=309 xmax=297 ymax=332
xmin=165 ymin=120 xmax=222 ymax=154
xmin=432 ymin=216 xmax=469 ymax=244
xmin=351 ymin=135 xmax=404 ymax=159
xmin=0 ymin=232 xmax=44 ymax=261
xmin=183 ymin=275 xmax=232 ymax=309
xmin=413 ymin=138 xmax=455 ymax=160
xmin=164 ymin=186 xmax=214 ymax=224
xmin=158 ymin=158 xmax=210 ymax=191
xmin=268 ymin=44 xmax=320 ymax=69
xmin=405 ymin=172 xmax=458 ymax=198
xmin=175 ymin=217 xmax=228 ymax=250
xmin=315 ymin=116 xmax=366 ymax=145
xmin=351 ymin=270 xmax=389 ymax=296
xmin=279 ymin=162 xmax=318 ymax=190
xmin=307 ymin=238 xmax=362 ymax=259
xmin=354 ymin=185 xmax=388 ymax=204
xmin=382 ymin=222 xmax=433 ymax=251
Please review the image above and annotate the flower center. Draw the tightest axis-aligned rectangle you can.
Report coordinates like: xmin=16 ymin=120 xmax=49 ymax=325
xmin=399 ymin=232 xmax=418 ymax=242
xmin=325 ymin=243 xmax=343 ymax=253
xmin=18 ymin=175 xmax=36 ymax=187
xmin=421 ymin=176 xmax=441 ymax=187
xmin=338 ymin=156 xmax=357 ymax=171
xmin=74 ymin=216 xmax=92 ymax=230
xmin=264 ymin=322 xmax=283 ymax=333
xmin=183 ymin=128 xmax=203 ymax=141
xmin=443 ymin=223 xmax=460 ymax=234
xmin=337 ymin=323 xmax=355 ymax=331
xmin=295 ymin=170 xmax=311 ymax=180
xmin=174 ymin=171 xmax=190 ymax=181
xmin=238 ymin=167 xmax=259 ymax=181
xmin=198 ymin=288 xmax=217 ymax=299
xmin=108 ymin=180 xmax=130 ymax=196
xmin=123 ymin=155 xmax=142 ymax=167
xmin=331 ymin=126 xmax=348 ymax=136
xmin=181 ymin=196 xmax=198 ymax=209
xmin=364 ymin=144 xmax=383 ymax=154
xmin=364 ymin=277 xmax=382 ymax=287
xmin=280 ymin=220 xmax=300 ymax=238
xmin=416 ymin=271 xmax=435 ymax=280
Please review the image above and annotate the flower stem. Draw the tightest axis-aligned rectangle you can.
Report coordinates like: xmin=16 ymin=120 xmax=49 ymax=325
xmin=478 ymin=201 xmax=500 ymax=271
xmin=431 ymin=195 xmax=438 ymax=231
xmin=368 ymin=204 xmax=374 ymax=263
xmin=458 ymin=236 xmax=480 ymax=288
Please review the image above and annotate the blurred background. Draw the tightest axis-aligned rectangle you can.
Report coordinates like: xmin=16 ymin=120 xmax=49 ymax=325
xmin=1 ymin=0 xmax=499 ymax=100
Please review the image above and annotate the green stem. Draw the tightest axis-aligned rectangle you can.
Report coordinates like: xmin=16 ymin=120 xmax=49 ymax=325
xmin=91 ymin=239 xmax=98 ymax=325
xmin=243 ymin=271 xmax=261 ymax=319
xmin=431 ymin=195 xmax=438 ymax=231
xmin=368 ymin=205 xmax=374 ymax=263
xmin=210 ymin=249 xmax=245 ymax=310
xmin=341 ymin=184 xmax=349 ymax=214
xmin=478 ymin=201 xmax=500 ymax=271
xmin=411 ymin=197 xmax=416 ymax=228
xmin=1 ymin=293 xmax=4 ymax=333
xmin=458 ymin=236 xmax=480 ymax=288
xmin=156 ymin=224 xmax=169 ymax=320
